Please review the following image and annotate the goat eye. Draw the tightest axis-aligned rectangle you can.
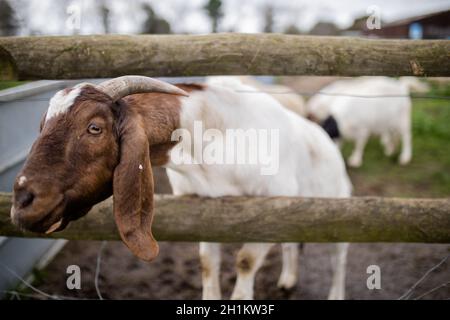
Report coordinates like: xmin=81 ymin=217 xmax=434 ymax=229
xmin=87 ymin=123 xmax=102 ymax=135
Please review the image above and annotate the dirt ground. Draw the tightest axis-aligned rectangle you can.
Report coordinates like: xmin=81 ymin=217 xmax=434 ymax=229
xmin=32 ymin=168 xmax=450 ymax=300
xmin=34 ymin=241 xmax=450 ymax=300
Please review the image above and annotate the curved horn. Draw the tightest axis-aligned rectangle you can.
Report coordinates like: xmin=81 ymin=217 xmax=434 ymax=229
xmin=96 ymin=75 xmax=189 ymax=102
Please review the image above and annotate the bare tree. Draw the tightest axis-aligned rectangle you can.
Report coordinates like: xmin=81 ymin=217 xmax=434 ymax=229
xmin=263 ymin=5 xmax=274 ymax=33
xmin=203 ymin=0 xmax=223 ymax=33
xmin=0 ymin=0 xmax=19 ymax=36
xmin=141 ymin=3 xmax=171 ymax=34
xmin=99 ymin=2 xmax=110 ymax=34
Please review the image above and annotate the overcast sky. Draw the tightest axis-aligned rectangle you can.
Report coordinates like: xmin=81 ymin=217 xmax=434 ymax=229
xmin=10 ymin=0 xmax=450 ymax=35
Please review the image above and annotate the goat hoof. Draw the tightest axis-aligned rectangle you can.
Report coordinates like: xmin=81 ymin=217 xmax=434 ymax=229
xmin=277 ymin=274 xmax=297 ymax=290
xmin=230 ymin=290 xmax=253 ymax=300
xmin=202 ymin=290 xmax=221 ymax=300
xmin=399 ymin=155 xmax=411 ymax=165
xmin=348 ymin=157 xmax=362 ymax=168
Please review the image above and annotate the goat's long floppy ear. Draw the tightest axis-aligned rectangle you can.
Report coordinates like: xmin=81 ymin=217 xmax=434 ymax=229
xmin=113 ymin=114 xmax=159 ymax=261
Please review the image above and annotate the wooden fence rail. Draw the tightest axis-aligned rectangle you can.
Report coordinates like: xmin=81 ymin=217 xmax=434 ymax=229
xmin=0 ymin=34 xmax=449 ymax=80
xmin=1 ymin=193 xmax=449 ymax=243
xmin=0 ymin=34 xmax=449 ymax=244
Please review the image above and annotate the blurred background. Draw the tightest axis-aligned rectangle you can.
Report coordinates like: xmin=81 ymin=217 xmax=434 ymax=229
xmin=0 ymin=0 xmax=449 ymax=37
xmin=0 ymin=0 xmax=449 ymax=300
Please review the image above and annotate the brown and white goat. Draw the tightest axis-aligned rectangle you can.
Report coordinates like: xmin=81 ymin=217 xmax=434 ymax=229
xmin=11 ymin=76 xmax=352 ymax=299
xmin=11 ymin=77 xmax=190 ymax=261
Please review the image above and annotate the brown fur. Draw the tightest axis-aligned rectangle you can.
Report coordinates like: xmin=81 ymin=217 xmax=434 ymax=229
xmin=236 ymin=253 xmax=254 ymax=274
xmin=200 ymin=255 xmax=211 ymax=278
xmin=12 ymin=83 xmax=204 ymax=261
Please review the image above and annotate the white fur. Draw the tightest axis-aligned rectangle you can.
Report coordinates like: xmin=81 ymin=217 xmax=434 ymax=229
xmin=307 ymin=77 xmax=413 ymax=167
xmin=399 ymin=77 xmax=429 ymax=93
xmin=46 ymin=83 xmax=89 ymax=121
xmin=278 ymin=243 xmax=299 ymax=289
xmin=165 ymin=77 xmax=352 ymax=300
xmin=18 ymin=175 xmax=27 ymax=186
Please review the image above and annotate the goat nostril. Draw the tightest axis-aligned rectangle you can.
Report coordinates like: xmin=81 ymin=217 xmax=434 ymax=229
xmin=17 ymin=190 xmax=35 ymax=209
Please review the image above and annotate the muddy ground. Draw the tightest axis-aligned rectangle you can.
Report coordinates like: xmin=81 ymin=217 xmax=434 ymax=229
xmin=34 ymin=241 xmax=450 ymax=300
xmin=31 ymin=168 xmax=450 ymax=300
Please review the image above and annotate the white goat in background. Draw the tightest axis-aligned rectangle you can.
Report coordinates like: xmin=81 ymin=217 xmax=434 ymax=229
xmin=237 ymin=76 xmax=307 ymax=117
xmin=306 ymin=76 xmax=426 ymax=167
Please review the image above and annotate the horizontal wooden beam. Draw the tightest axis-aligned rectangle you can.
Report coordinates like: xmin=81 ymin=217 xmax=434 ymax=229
xmin=0 ymin=34 xmax=449 ymax=80
xmin=1 ymin=192 xmax=449 ymax=243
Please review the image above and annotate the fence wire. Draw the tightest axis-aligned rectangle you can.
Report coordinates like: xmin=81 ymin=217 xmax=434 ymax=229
xmin=1 ymin=89 xmax=450 ymax=104
xmin=235 ymin=89 xmax=450 ymax=100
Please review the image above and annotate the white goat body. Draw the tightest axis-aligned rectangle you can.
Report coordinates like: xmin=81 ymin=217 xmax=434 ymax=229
xmin=165 ymin=77 xmax=352 ymax=299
